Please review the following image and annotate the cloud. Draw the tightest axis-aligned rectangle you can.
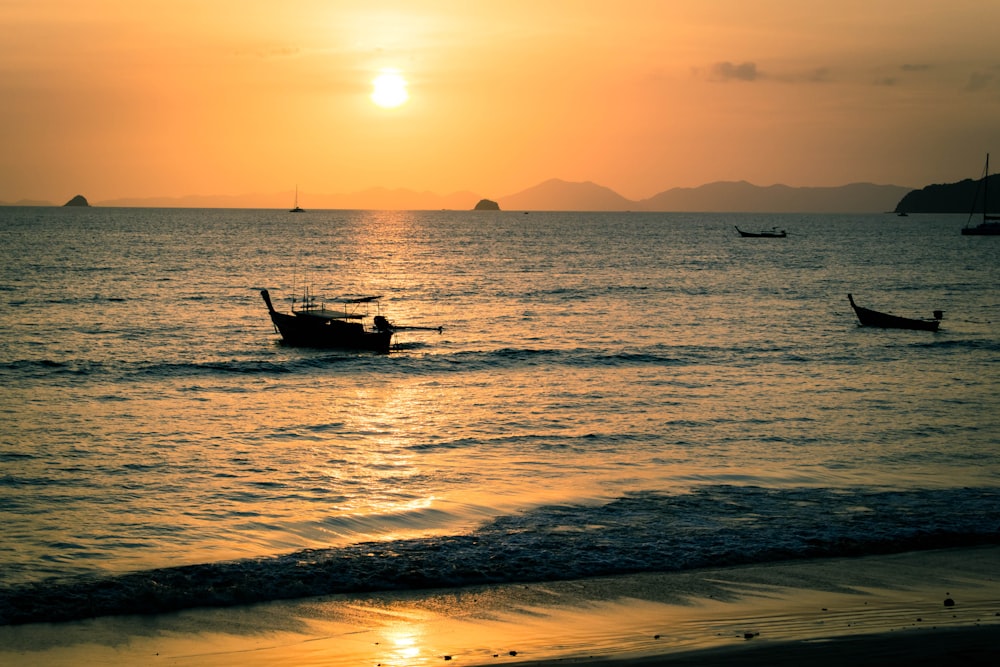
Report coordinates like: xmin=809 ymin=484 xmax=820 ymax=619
xmin=705 ymin=62 xmax=832 ymax=84
xmin=965 ymin=70 xmax=996 ymax=92
xmin=804 ymin=67 xmax=832 ymax=83
xmin=710 ymin=61 xmax=759 ymax=82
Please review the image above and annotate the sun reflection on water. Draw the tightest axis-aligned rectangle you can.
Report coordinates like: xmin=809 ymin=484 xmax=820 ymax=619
xmin=387 ymin=629 xmax=422 ymax=661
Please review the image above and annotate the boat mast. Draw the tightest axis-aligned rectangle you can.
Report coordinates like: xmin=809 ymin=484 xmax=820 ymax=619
xmin=984 ymin=153 xmax=1000 ymax=223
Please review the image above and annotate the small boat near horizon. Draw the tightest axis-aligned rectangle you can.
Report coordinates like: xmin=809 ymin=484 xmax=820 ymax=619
xmin=260 ymin=288 xmax=441 ymax=352
xmin=961 ymin=153 xmax=1000 ymax=235
xmin=289 ymin=186 xmax=305 ymax=213
xmin=735 ymin=226 xmax=786 ymax=238
xmin=847 ymin=294 xmax=942 ymax=332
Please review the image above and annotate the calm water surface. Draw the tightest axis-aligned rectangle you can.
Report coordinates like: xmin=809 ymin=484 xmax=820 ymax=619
xmin=0 ymin=208 xmax=997 ymax=623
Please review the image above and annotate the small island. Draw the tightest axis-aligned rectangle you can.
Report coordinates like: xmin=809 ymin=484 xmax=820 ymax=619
xmin=63 ymin=195 xmax=90 ymax=207
xmin=473 ymin=198 xmax=500 ymax=211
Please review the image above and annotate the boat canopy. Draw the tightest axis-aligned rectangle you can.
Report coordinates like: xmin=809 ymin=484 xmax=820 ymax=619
xmin=342 ymin=295 xmax=383 ymax=303
xmin=294 ymin=308 xmax=365 ymax=321
xmin=292 ymin=293 xmax=382 ymax=320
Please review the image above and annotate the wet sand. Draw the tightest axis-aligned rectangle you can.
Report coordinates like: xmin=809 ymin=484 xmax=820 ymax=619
xmin=1 ymin=547 xmax=998 ymax=666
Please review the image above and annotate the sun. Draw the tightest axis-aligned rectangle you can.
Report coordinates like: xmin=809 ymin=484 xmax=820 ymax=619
xmin=371 ymin=69 xmax=409 ymax=108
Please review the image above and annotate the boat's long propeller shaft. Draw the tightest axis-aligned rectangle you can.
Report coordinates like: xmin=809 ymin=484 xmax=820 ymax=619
xmin=391 ymin=325 xmax=444 ymax=333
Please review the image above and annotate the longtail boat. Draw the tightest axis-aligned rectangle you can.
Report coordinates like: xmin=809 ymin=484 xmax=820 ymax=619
xmin=261 ymin=289 xmax=441 ymax=352
xmin=847 ymin=294 xmax=941 ymax=332
xmin=735 ymin=226 xmax=786 ymax=238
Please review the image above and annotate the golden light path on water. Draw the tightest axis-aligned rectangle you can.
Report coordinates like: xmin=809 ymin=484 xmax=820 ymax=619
xmin=1 ymin=207 xmax=997 ymax=613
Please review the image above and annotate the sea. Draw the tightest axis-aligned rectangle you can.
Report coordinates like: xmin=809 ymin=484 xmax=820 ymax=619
xmin=0 ymin=207 xmax=997 ymax=626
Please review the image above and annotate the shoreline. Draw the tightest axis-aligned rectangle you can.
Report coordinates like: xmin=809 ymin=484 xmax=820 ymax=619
xmin=505 ymin=626 xmax=1000 ymax=666
xmin=1 ymin=546 xmax=998 ymax=666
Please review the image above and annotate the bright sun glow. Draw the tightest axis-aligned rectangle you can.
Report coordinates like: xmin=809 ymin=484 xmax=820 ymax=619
xmin=371 ymin=70 xmax=409 ymax=108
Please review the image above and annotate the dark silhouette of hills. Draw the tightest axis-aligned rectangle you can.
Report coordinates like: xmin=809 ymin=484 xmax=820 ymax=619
xmin=2 ymin=179 xmax=917 ymax=212
xmin=499 ymin=179 xmax=910 ymax=213
xmin=0 ymin=198 xmax=54 ymax=206
xmin=894 ymin=177 xmax=997 ymax=214
xmin=91 ymin=188 xmax=481 ymax=210
xmin=637 ymin=181 xmax=909 ymax=213
xmin=500 ymin=179 xmax=634 ymax=211
xmin=63 ymin=195 xmax=90 ymax=207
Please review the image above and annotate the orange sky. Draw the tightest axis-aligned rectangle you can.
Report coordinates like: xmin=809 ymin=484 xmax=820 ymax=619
xmin=2 ymin=0 xmax=999 ymax=203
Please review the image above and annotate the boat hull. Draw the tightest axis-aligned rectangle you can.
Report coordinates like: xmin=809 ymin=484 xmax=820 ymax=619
xmin=961 ymin=223 xmax=1000 ymax=235
xmin=848 ymin=294 xmax=940 ymax=331
xmin=268 ymin=311 xmax=393 ymax=352
xmin=735 ymin=226 xmax=786 ymax=238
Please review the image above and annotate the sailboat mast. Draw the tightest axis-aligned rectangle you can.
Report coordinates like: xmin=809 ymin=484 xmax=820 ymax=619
xmin=984 ymin=153 xmax=999 ymax=222
xmin=981 ymin=153 xmax=1000 ymax=223
xmin=289 ymin=185 xmax=304 ymax=212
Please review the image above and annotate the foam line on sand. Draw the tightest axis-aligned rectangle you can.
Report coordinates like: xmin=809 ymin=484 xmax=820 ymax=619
xmin=1 ymin=547 xmax=998 ymax=666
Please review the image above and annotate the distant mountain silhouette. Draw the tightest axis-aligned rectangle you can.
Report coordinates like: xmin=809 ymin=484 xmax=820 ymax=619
xmin=636 ymin=181 xmax=910 ymax=213
xmin=63 ymin=195 xmax=90 ymax=207
xmin=498 ymin=179 xmax=910 ymax=213
xmin=4 ymin=180 xmax=915 ymax=212
xmin=95 ymin=188 xmax=480 ymax=210
xmin=0 ymin=198 xmax=54 ymax=206
xmin=894 ymin=177 xmax=997 ymax=214
xmin=500 ymin=179 xmax=634 ymax=211
xmin=322 ymin=187 xmax=481 ymax=211
xmin=94 ymin=193 xmax=281 ymax=208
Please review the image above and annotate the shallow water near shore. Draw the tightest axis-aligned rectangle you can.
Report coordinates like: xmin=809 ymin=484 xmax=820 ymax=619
xmin=1 ymin=208 xmax=998 ymax=623
xmin=2 ymin=547 xmax=998 ymax=666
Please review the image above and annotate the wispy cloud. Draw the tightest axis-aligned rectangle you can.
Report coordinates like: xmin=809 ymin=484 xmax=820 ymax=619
xmin=705 ymin=62 xmax=835 ymax=84
xmin=803 ymin=67 xmax=832 ymax=83
xmin=965 ymin=68 xmax=998 ymax=92
xmin=710 ymin=61 xmax=759 ymax=82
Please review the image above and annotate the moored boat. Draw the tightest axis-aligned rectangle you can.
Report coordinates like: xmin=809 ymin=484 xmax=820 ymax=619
xmin=735 ymin=226 xmax=786 ymax=238
xmin=261 ymin=288 xmax=442 ymax=352
xmin=261 ymin=289 xmax=391 ymax=351
xmin=961 ymin=153 xmax=1000 ymax=235
xmin=289 ymin=186 xmax=305 ymax=213
xmin=847 ymin=294 xmax=941 ymax=332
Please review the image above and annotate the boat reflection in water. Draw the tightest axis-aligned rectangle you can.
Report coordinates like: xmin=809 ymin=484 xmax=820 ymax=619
xmin=848 ymin=293 xmax=942 ymax=331
xmin=260 ymin=288 xmax=441 ymax=353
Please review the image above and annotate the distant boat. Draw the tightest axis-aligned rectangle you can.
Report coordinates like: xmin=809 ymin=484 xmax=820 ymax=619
xmin=735 ymin=226 xmax=786 ymax=238
xmin=260 ymin=288 xmax=442 ymax=353
xmin=961 ymin=154 xmax=1000 ymax=235
xmin=289 ymin=186 xmax=305 ymax=213
xmin=847 ymin=294 xmax=941 ymax=332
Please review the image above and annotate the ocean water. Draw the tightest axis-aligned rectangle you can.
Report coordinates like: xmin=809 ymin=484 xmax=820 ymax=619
xmin=0 ymin=207 xmax=997 ymax=625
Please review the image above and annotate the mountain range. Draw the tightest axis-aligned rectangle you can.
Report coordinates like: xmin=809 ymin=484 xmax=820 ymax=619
xmin=2 ymin=179 xmax=918 ymax=212
xmin=499 ymin=179 xmax=912 ymax=213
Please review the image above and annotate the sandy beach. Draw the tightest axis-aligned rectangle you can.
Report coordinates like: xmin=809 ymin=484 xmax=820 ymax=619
xmin=1 ymin=546 xmax=997 ymax=666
